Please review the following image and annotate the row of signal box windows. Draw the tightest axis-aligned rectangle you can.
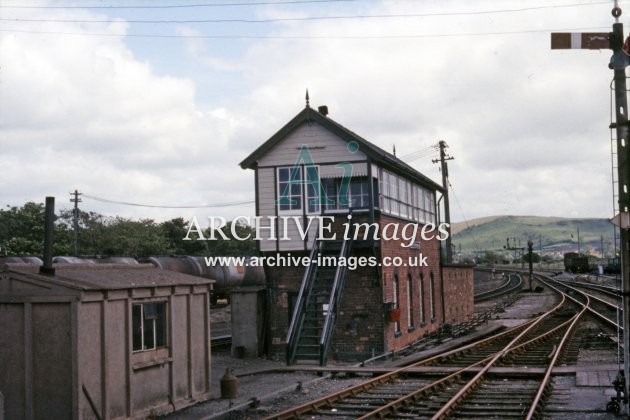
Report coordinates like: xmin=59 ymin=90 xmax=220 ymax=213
xmin=275 ymin=166 xmax=437 ymax=225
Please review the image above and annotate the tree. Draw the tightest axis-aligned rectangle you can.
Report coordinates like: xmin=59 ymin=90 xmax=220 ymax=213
xmin=98 ymin=217 xmax=170 ymax=258
xmin=477 ymin=250 xmax=500 ymax=265
xmin=1 ymin=201 xmax=257 ymax=259
xmin=522 ymin=252 xmax=541 ymax=264
xmin=160 ymin=218 xmax=208 ymax=255
xmin=205 ymin=220 xmax=257 ymax=256
xmin=0 ymin=202 xmax=71 ymax=256
xmin=541 ymin=255 xmax=555 ymax=266
xmin=57 ymin=210 xmax=170 ymax=257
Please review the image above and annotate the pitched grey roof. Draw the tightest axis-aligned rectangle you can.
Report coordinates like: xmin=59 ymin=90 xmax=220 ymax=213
xmin=239 ymin=106 xmax=443 ymax=192
xmin=3 ymin=263 xmax=213 ymax=291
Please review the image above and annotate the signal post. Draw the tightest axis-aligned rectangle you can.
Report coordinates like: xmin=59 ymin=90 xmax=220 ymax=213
xmin=551 ymin=2 xmax=630 ymax=414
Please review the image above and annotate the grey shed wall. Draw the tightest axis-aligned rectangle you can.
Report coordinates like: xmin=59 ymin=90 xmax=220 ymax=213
xmin=0 ymin=266 xmax=213 ymax=420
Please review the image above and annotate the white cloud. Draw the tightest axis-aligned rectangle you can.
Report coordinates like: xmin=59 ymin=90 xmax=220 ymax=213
xmin=224 ymin=0 xmax=617 ymax=220
xmin=0 ymin=7 xmax=252 ymax=221
xmin=0 ymin=0 xmax=621 ymax=225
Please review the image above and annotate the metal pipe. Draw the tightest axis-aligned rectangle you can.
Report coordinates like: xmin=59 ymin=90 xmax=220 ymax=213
xmin=40 ymin=196 xmax=55 ymax=275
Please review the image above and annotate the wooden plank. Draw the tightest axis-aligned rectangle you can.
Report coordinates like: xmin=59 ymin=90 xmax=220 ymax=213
xmin=551 ymin=32 xmax=610 ymax=50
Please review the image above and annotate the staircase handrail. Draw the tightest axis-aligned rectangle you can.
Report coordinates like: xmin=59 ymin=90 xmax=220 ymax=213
xmin=286 ymin=235 xmax=320 ymax=364
xmin=319 ymin=219 xmax=354 ymax=365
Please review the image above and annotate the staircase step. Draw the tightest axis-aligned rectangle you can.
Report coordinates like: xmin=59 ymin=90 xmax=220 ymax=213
xmin=298 ymin=344 xmax=320 ymax=349
xmin=294 ymin=359 xmax=320 ymax=365
xmin=321 ymin=241 xmax=343 ymax=251
xmin=295 ymin=353 xmax=320 ymax=359
xmin=287 ymin=238 xmax=352 ymax=366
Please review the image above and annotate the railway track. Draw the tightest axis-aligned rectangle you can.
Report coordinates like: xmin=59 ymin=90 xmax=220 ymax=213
xmin=474 ymin=271 xmax=523 ymax=302
xmin=265 ymin=272 xmax=620 ymax=419
xmin=550 ymin=277 xmax=623 ymax=331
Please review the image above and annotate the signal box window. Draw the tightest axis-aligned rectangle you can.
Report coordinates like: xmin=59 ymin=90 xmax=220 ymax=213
xmin=277 ymin=167 xmax=303 ymax=212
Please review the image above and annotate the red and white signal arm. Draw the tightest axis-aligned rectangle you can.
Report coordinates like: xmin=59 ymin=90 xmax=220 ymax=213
xmin=551 ymin=32 xmax=610 ymax=50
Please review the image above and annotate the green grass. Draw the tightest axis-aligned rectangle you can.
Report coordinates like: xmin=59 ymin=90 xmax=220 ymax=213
xmin=451 ymin=215 xmax=616 ymax=257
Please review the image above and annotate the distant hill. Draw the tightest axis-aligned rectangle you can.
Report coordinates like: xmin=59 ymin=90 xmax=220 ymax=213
xmin=450 ymin=215 xmax=616 ymax=257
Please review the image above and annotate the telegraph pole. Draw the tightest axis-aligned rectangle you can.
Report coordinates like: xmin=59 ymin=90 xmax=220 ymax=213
xmin=70 ymin=189 xmax=82 ymax=256
xmin=527 ymin=240 xmax=534 ymax=292
xmin=552 ymin=2 xmax=630 ymax=413
xmin=433 ymin=140 xmax=454 ymax=263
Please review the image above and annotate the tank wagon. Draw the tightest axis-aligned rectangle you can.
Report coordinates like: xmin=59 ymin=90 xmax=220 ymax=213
xmin=146 ymin=256 xmax=265 ymax=304
xmin=52 ymin=256 xmax=139 ymax=265
xmin=1 ymin=255 xmax=264 ymax=304
xmin=0 ymin=256 xmax=44 ymax=266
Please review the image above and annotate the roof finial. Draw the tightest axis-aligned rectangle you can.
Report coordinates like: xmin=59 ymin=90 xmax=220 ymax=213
xmin=393 ymin=144 xmax=396 ymax=157
xmin=305 ymin=89 xmax=310 ymax=108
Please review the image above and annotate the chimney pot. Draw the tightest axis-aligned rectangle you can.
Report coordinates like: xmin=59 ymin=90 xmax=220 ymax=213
xmin=318 ymin=105 xmax=328 ymax=116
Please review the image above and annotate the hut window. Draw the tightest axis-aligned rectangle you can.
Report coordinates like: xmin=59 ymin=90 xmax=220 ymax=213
xmin=132 ymin=302 xmax=167 ymax=351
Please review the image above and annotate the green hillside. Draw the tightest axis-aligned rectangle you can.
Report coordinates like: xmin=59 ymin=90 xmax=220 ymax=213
xmin=450 ymin=215 xmax=616 ymax=259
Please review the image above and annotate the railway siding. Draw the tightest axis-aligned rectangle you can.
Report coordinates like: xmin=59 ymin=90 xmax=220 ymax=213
xmin=164 ymin=270 xmax=624 ymax=419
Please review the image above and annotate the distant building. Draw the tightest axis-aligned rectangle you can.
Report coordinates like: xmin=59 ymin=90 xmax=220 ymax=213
xmin=240 ymin=100 xmax=474 ymax=364
xmin=0 ymin=263 xmax=213 ymax=419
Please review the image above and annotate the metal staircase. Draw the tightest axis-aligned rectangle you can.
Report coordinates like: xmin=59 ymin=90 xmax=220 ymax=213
xmin=285 ymin=235 xmax=353 ymax=366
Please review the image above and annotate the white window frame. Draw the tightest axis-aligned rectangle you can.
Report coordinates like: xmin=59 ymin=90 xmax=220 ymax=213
xmin=132 ymin=301 xmax=167 ymax=352
xmin=277 ymin=166 xmax=303 ymax=213
xmin=305 ymin=165 xmax=321 ymax=214
xmin=277 ymin=166 xmax=322 ymax=214
xmin=324 ymin=177 xmax=370 ymax=212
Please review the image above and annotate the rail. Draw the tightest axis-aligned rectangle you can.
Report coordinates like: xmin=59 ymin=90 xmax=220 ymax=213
xmin=428 ymin=291 xmax=571 ymax=419
xmin=267 ymin=270 xmax=618 ymax=419
xmin=268 ymin=293 xmax=570 ymax=419
xmin=474 ymin=272 xmax=523 ymax=302
xmin=525 ymin=277 xmax=590 ymax=419
xmin=552 ymin=276 xmax=623 ymax=331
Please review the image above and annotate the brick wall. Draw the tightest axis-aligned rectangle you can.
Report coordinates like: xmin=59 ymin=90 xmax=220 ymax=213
xmin=261 ymin=213 xmax=471 ymax=360
xmin=442 ymin=264 xmax=475 ymax=324
xmin=378 ymin=213 xmax=443 ymax=352
xmin=263 ymin=260 xmax=305 ymax=358
xmin=331 ymin=249 xmax=383 ymax=361
xmin=263 ymin=249 xmax=384 ymax=361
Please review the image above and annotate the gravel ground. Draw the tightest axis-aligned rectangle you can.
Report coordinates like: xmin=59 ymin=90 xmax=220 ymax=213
xmin=160 ymin=352 xmax=366 ymax=419
xmin=161 ymin=275 xmax=622 ymax=419
xmin=161 ymin=302 xmax=367 ymax=419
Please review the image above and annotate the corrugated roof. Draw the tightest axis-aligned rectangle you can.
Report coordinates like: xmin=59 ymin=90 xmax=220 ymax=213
xmin=5 ymin=263 xmax=213 ymax=291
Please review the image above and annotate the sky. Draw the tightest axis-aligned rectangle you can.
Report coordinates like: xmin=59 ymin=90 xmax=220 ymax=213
xmin=0 ymin=0 xmax=624 ymax=226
